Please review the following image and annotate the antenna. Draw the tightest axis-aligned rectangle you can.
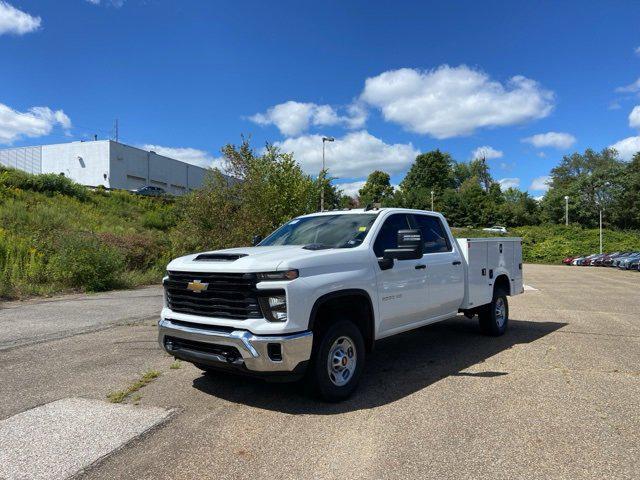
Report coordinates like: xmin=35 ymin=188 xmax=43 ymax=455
xmin=113 ymin=119 xmax=119 ymax=143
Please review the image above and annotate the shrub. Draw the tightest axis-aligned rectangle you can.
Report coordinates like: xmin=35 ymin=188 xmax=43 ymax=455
xmin=0 ymin=230 xmax=48 ymax=298
xmin=141 ymin=209 xmax=176 ymax=231
xmin=0 ymin=166 xmax=89 ymax=201
xmin=47 ymin=233 xmax=125 ymax=291
xmin=97 ymin=231 xmax=166 ymax=270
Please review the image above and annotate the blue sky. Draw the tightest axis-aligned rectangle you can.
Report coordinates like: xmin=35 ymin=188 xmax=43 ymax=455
xmin=1 ymin=0 xmax=640 ymax=197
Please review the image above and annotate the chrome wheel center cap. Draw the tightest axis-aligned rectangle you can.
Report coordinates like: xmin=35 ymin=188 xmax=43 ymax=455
xmin=327 ymin=336 xmax=357 ymax=387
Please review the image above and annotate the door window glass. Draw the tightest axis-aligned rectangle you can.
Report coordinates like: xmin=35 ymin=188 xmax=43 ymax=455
xmin=373 ymin=214 xmax=411 ymax=257
xmin=410 ymin=215 xmax=452 ymax=253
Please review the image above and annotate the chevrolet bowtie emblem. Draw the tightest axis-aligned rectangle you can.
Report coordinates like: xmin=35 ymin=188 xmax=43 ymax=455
xmin=187 ymin=280 xmax=208 ymax=293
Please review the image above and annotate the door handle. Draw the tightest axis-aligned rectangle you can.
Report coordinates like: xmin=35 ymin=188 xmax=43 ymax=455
xmin=415 ymin=264 xmax=426 ymax=270
xmin=452 ymin=260 xmax=461 ymax=265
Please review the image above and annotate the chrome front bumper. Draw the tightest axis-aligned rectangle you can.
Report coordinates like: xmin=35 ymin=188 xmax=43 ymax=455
xmin=158 ymin=318 xmax=313 ymax=372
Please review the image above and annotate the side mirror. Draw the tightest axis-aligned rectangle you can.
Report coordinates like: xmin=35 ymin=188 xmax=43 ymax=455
xmin=252 ymin=235 xmax=263 ymax=246
xmin=383 ymin=229 xmax=423 ymax=261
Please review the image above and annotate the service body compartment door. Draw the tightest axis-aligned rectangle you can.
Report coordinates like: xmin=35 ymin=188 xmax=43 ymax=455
xmin=513 ymin=240 xmax=524 ymax=293
xmin=459 ymin=239 xmax=491 ymax=308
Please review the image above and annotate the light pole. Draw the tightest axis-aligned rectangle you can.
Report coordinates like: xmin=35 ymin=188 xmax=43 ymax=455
xmin=599 ymin=208 xmax=603 ymax=254
xmin=430 ymin=190 xmax=434 ymax=211
xmin=564 ymin=195 xmax=569 ymax=226
xmin=320 ymin=136 xmax=334 ymax=212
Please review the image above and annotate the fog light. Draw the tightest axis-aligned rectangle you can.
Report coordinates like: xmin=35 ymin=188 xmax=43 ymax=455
xmin=259 ymin=294 xmax=288 ymax=322
xmin=268 ymin=295 xmax=287 ymax=321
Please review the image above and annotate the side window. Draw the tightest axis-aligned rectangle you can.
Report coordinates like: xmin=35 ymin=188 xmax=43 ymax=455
xmin=411 ymin=215 xmax=452 ymax=254
xmin=373 ymin=214 xmax=411 ymax=258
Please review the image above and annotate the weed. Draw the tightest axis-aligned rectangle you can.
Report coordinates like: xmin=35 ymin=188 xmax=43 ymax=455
xmin=106 ymin=369 xmax=161 ymax=403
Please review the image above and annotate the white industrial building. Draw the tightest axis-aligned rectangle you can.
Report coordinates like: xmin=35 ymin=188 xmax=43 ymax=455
xmin=0 ymin=140 xmax=212 ymax=195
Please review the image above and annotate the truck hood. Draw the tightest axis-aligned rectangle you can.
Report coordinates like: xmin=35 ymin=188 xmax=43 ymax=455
xmin=167 ymin=245 xmax=343 ymax=273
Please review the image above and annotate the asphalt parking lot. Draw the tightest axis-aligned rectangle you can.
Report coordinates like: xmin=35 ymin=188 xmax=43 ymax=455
xmin=0 ymin=264 xmax=638 ymax=479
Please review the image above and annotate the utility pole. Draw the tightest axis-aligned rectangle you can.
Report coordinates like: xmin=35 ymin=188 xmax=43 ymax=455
xmin=430 ymin=190 xmax=434 ymax=211
xmin=320 ymin=136 xmax=334 ymax=212
xmin=564 ymin=195 xmax=569 ymax=226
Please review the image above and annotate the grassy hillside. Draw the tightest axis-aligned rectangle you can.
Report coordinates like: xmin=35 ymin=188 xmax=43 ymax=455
xmin=0 ymin=167 xmax=176 ymax=299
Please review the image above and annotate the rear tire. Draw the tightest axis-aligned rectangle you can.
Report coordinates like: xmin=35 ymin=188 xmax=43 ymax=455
xmin=307 ymin=320 xmax=365 ymax=402
xmin=478 ymin=289 xmax=509 ymax=336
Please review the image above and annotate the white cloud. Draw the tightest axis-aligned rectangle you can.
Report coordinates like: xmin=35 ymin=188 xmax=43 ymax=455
xmin=498 ymin=177 xmax=520 ymax=189
xmin=629 ymin=106 xmax=640 ymax=129
xmin=140 ymin=144 xmax=223 ymax=169
xmin=471 ymin=145 xmax=503 ymax=160
xmin=522 ymin=131 xmax=576 ymax=149
xmin=0 ymin=1 xmax=41 ymax=35
xmin=616 ymin=78 xmax=640 ymax=93
xmin=249 ymin=100 xmax=367 ymax=137
xmin=529 ymin=175 xmax=551 ymax=192
xmin=360 ymin=65 xmax=554 ymax=139
xmin=609 ymin=136 xmax=640 ymax=161
xmin=636 ymin=46 xmax=640 ymax=56
xmin=337 ymin=181 xmax=366 ymax=197
xmin=499 ymin=161 xmax=515 ymax=171
xmin=0 ymin=103 xmax=71 ymax=144
xmin=274 ymin=130 xmax=419 ymax=178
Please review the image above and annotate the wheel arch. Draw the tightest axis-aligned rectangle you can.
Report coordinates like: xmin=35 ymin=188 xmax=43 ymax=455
xmin=309 ymin=289 xmax=376 ymax=352
xmin=493 ymin=273 xmax=511 ymax=296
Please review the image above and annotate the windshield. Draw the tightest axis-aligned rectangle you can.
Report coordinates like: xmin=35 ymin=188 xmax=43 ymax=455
xmin=259 ymin=214 xmax=378 ymax=248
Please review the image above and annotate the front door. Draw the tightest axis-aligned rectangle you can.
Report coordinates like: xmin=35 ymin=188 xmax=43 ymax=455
xmin=410 ymin=214 xmax=465 ymax=318
xmin=373 ymin=213 xmax=429 ymax=334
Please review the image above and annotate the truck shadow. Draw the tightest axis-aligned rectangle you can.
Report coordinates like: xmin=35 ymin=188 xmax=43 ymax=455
xmin=192 ymin=317 xmax=565 ymax=414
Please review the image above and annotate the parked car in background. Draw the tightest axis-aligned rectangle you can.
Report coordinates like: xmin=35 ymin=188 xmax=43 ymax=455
xmin=592 ymin=254 xmax=611 ymax=266
xmin=132 ymin=185 xmax=166 ymax=196
xmin=562 ymin=256 xmax=576 ymax=265
xmin=573 ymin=254 xmax=592 ymax=266
xmin=584 ymin=254 xmax=605 ymax=266
xmin=627 ymin=256 xmax=640 ymax=271
xmin=613 ymin=252 xmax=636 ymax=268
xmin=618 ymin=252 xmax=640 ymax=269
xmin=482 ymin=225 xmax=508 ymax=234
xmin=582 ymin=253 xmax=599 ymax=267
xmin=603 ymin=252 xmax=624 ymax=267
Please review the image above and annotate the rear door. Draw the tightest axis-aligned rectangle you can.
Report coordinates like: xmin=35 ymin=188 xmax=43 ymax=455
xmin=373 ymin=213 xmax=429 ymax=334
xmin=410 ymin=214 xmax=464 ymax=318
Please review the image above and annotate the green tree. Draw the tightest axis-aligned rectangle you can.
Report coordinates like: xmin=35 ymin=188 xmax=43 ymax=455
xmin=614 ymin=152 xmax=640 ymax=229
xmin=457 ymin=177 xmax=487 ymax=227
xmin=541 ymin=148 xmax=625 ymax=228
xmin=172 ymin=138 xmax=321 ymax=253
xmin=399 ymin=150 xmax=455 ymax=209
xmin=469 ymin=158 xmax=493 ymax=192
xmin=498 ymin=188 xmax=540 ymax=226
xmin=358 ymin=170 xmax=395 ymax=206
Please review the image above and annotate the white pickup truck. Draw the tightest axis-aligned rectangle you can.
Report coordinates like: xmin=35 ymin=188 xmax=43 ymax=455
xmin=159 ymin=208 xmax=523 ymax=401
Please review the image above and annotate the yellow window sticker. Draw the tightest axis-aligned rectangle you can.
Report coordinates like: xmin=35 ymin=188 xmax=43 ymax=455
xmin=358 ymin=226 xmax=367 ymax=232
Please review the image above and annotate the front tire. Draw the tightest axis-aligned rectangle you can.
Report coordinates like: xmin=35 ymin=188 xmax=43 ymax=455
xmin=478 ymin=290 xmax=509 ymax=336
xmin=308 ymin=320 xmax=365 ymax=402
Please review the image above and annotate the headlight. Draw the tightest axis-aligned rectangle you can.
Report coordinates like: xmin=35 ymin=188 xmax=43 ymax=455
xmin=259 ymin=293 xmax=288 ymax=322
xmin=256 ymin=269 xmax=299 ymax=281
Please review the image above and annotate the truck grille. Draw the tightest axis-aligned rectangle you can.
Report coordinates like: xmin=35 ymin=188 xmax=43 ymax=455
xmin=164 ymin=271 xmax=261 ymax=320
